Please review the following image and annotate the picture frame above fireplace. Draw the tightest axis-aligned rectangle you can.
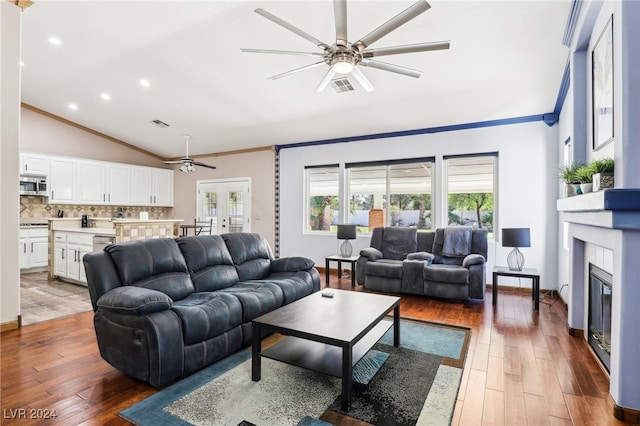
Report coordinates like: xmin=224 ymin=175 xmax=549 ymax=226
xmin=592 ymin=16 xmax=614 ymax=151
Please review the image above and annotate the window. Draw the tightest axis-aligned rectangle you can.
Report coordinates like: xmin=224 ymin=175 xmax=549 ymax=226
xmin=445 ymin=154 xmax=496 ymax=236
xmin=305 ymin=165 xmax=339 ymax=232
xmin=347 ymin=158 xmax=433 ymax=232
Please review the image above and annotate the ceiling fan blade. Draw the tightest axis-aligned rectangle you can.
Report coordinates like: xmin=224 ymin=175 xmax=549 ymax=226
xmin=240 ymin=48 xmax=324 ymax=57
xmin=362 ymin=41 xmax=450 ymax=58
xmin=333 ymin=0 xmax=348 ymax=47
xmin=164 ymin=160 xmax=184 ymax=164
xmin=269 ymin=61 xmax=326 ymax=80
xmin=360 ymin=59 xmax=423 ymax=78
xmin=255 ymin=8 xmax=329 ymax=49
xmin=192 ymin=162 xmax=217 ymax=170
xmin=315 ymin=68 xmax=337 ymax=92
xmin=353 ymin=0 xmax=430 ymax=52
xmin=351 ymin=67 xmax=375 ymax=92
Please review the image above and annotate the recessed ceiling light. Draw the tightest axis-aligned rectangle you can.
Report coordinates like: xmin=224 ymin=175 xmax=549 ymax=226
xmin=20 ymin=61 xmax=25 ymax=67
xmin=139 ymin=79 xmax=151 ymax=88
xmin=100 ymin=93 xmax=111 ymax=101
xmin=68 ymin=103 xmax=78 ymax=110
xmin=48 ymin=37 xmax=62 ymax=46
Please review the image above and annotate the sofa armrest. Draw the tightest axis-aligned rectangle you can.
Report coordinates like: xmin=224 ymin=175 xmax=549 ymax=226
xmin=359 ymin=247 xmax=383 ymax=261
xmin=270 ymin=257 xmax=315 ymax=272
xmin=96 ymin=286 xmax=173 ymax=315
xmin=462 ymin=254 xmax=486 ymax=268
xmin=406 ymin=251 xmax=435 ymax=264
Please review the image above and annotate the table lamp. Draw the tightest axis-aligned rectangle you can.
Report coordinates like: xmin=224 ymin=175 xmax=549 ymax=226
xmin=502 ymin=228 xmax=530 ymax=271
xmin=337 ymin=224 xmax=357 ymax=257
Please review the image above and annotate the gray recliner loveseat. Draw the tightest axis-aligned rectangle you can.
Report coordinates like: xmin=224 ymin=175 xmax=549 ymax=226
xmin=83 ymin=232 xmax=320 ymax=387
xmin=356 ymin=227 xmax=487 ymax=300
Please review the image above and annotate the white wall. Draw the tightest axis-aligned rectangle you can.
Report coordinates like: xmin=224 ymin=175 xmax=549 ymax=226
xmin=1 ymin=1 xmax=22 ymax=328
xmin=279 ymin=120 xmax=559 ymax=290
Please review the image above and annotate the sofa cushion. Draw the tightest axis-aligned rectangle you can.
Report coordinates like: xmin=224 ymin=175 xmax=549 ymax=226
xmin=171 ymin=292 xmax=243 ymax=346
xmin=270 ymin=257 xmax=315 ymax=273
xmin=105 ymin=238 xmax=194 ymax=301
xmin=245 ymin=271 xmax=316 ymax=304
xmin=223 ymin=233 xmax=272 ymax=280
xmin=365 ymin=260 xmax=404 ymax=279
xmin=177 ymin=235 xmax=239 ymax=292
xmin=220 ymin=282 xmax=284 ymax=322
xmin=380 ymin=227 xmax=417 ymax=260
xmin=423 ymin=264 xmax=469 ymax=284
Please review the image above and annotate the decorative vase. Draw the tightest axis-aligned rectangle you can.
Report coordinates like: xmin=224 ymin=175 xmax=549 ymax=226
xmin=580 ymin=183 xmax=593 ymax=194
xmin=565 ymin=183 xmax=579 ymax=197
xmin=593 ymin=172 xmax=614 ymax=191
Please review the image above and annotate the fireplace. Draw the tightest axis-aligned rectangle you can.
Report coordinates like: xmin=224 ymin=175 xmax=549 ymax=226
xmin=557 ymin=189 xmax=640 ymax=420
xmin=588 ymin=264 xmax=612 ymax=372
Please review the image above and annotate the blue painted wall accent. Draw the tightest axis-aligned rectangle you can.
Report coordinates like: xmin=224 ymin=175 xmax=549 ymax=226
xmin=276 ymin=114 xmax=551 ymax=151
xmin=553 ymin=61 xmax=571 ymax=116
xmin=562 ymin=0 xmax=584 ymax=47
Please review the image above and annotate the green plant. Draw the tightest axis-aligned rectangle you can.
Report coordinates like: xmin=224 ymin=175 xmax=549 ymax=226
xmin=558 ymin=162 xmax=584 ymax=184
xmin=575 ymin=165 xmax=594 ymax=183
xmin=590 ymin=158 xmax=614 ymax=174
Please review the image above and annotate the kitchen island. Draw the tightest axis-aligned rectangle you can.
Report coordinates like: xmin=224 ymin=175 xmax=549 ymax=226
xmin=48 ymin=217 xmax=183 ymax=285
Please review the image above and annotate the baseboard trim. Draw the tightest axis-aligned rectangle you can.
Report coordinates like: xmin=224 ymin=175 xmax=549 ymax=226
xmin=1 ymin=315 xmax=21 ymax=332
xmin=609 ymin=394 xmax=640 ymax=423
xmin=568 ymin=326 xmax=584 ymax=338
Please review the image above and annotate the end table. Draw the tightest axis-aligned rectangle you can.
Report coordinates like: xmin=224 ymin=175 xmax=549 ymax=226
xmin=325 ymin=255 xmax=359 ymax=287
xmin=492 ymin=266 xmax=541 ymax=310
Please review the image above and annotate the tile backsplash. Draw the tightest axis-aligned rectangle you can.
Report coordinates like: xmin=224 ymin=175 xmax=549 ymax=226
xmin=20 ymin=196 xmax=172 ymax=220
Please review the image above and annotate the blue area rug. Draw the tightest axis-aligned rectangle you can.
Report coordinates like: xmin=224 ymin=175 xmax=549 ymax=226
xmin=120 ymin=319 xmax=470 ymax=426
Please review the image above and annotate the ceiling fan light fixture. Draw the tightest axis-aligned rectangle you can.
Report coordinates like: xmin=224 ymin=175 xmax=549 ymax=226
xmin=331 ymin=54 xmax=355 ymax=74
xmin=179 ymin=163 xmax=195 ymax=173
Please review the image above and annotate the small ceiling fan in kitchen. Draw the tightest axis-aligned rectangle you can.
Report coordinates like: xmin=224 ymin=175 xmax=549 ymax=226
xmin=163 ymin=134 xmax=216 ymax=173
xmin=241 ymin=0 xmax=450 ymax=92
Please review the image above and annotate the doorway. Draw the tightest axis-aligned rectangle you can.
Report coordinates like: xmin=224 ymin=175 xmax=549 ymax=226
xmin=196 ymin=178 xmax=251 ymax=235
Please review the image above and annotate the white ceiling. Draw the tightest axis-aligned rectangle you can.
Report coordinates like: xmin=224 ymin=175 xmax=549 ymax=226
xmin=20 ymin=0 xmax=571 ymax=159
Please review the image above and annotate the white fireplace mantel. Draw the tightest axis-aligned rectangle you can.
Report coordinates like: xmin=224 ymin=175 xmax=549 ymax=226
xmin=557 ymin=188 xmax=640 ymax=229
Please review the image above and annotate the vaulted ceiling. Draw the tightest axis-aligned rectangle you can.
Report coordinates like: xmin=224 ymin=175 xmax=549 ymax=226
xmin=20 ymin=1 xmax=571 ymax=159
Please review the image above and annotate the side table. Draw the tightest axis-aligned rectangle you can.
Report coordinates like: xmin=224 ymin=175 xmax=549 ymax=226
xmin=492 ymin=266 xmax=541 ymax=310
xmin=325 ymin=255 xmax=359 ymax=287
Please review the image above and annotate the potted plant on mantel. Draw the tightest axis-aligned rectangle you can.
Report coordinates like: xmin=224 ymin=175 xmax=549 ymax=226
xmin=576 ymin=165 xmax=594 ymax=194
xmin=591 ymin=157 xmax=614 ymax=191
xmin=558 ymin=162 xmax=584 ymax=197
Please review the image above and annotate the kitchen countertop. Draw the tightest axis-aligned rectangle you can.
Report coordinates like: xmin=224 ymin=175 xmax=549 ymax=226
xmin=55 ymin=227 xmax=116 ymax=236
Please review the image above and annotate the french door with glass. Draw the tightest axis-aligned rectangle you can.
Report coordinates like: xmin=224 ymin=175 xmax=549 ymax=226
xmin=196 ymin=178 xmax=251 ymax=235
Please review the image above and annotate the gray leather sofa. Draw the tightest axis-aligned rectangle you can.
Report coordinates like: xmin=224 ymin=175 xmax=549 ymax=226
xmin=356 ymin=227 xmax=487 ymax=300
xmin=83 ymin=233 xmax=320 ymax=387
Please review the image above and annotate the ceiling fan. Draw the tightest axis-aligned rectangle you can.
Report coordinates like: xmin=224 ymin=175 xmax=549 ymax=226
xmin=241 ymin=0 xmax=449 ymax=93
xmin=164 ymin=134 xmax=216 ymax=173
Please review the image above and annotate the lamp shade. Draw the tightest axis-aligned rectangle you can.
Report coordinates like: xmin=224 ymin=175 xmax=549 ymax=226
xmin=337 ymin=224 xmax=357 ymax=240
xmin=502 ymin=228 xmax=531 ymax=248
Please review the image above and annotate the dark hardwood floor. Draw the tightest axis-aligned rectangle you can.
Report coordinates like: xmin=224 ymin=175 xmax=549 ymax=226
xmin=1 ymin=272 xmax=630 ymax=425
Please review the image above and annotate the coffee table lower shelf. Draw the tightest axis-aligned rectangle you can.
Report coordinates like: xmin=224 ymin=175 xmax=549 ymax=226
xmin=259 ymin=319 xmax=393 ymax=378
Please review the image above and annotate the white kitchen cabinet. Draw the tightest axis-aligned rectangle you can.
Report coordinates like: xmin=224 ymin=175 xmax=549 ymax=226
xmin=132 ymin=166 xmax=173 ymax=206
xmin=21 ymin=153 xmax=50 ymax=175
xmin=54 ymin=232 xmax=93 ymax=285
xmin=50 ymin=158 xmax=77 ymax=203
xmin=19 ymin=228 xmax=49 ymax=271
xmin=78 ymin=160 xmax=107 ymax=204
xmin=106 ymin=164 xmax=131 ymax=205
xmin=22 ymin=152 xmax=172 ymax=207
xmin=54 ymin=233 xmax=68 ymax=277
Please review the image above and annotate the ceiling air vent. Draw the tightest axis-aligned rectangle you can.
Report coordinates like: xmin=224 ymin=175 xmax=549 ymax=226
xmin=151 ymin=119 xmax=170 ymax=128
xmin=330 ymin=78 xmax=354 ymax=93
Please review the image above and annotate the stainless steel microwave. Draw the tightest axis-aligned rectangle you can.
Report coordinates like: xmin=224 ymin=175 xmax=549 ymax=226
xmin=20 ymin=174 xmax=48 ymax=196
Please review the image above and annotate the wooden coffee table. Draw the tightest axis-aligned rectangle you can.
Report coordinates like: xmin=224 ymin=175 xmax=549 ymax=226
xmin=251 ymin=290 xmax=400 ymax=411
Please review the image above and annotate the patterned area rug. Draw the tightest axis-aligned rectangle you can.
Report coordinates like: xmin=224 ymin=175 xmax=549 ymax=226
xmin=120 ymin=319 xmax=470 ymax=426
